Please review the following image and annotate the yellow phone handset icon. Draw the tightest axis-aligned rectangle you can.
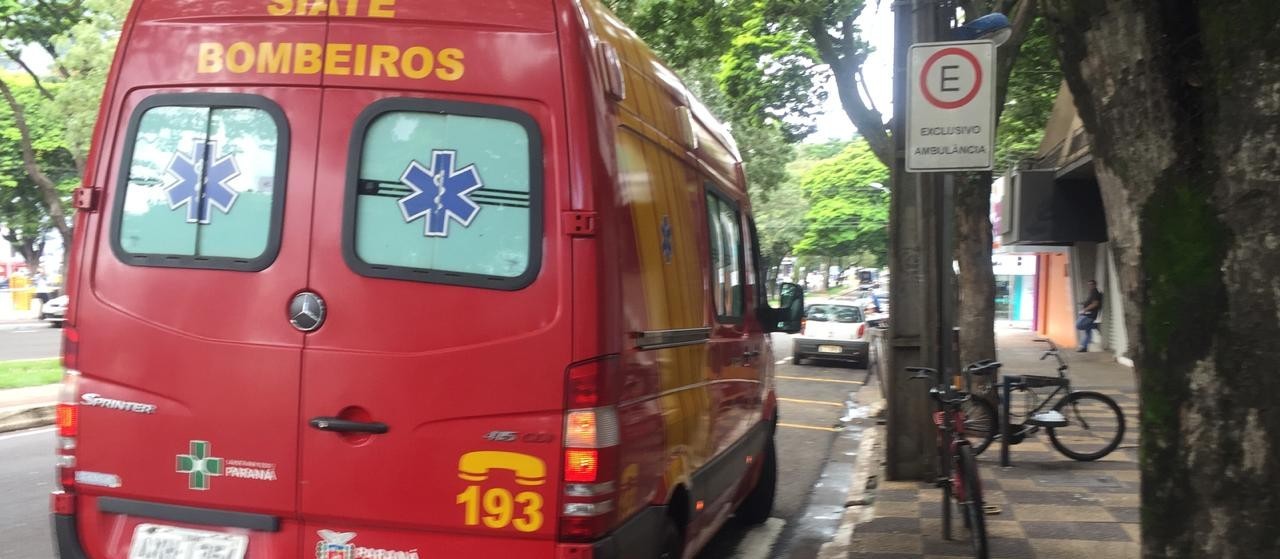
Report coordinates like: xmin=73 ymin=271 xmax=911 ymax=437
xmin=457 ymin=451 xmax=547 ymax=486
xmin=457 ymin=451 xmax=547 ymax=533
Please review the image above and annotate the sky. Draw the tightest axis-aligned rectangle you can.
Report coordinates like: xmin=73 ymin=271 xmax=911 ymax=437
xmin=809 ymin=2 xmax=896 ymax=142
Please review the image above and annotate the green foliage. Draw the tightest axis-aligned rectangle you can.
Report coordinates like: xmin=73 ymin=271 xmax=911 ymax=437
xmin=793 ymin=140 xmax=888 ymax=263
xmin=752 ymin=173 xmax=805 ymax=276
xmin=718 ymin=8 xmax=826 ymax=141
xmin=604 ymin=0 xmax=745 ymax=68
xmin=0 ymin=0 xmax=126 ymax=267
xmin=606 ymin=1 xmax=798 ymax=199
xmin=0 ymin=0 xmax=85 ymax=54
xmin=676 ymin=59 xmax=795 ymax=201
xmin=995 ymin=18 xmax=1061 ymax=169
xmin=0 ymin=75 xmax=78 ymax=258
xmin=53 ymin=0 xmax=130 ymax=163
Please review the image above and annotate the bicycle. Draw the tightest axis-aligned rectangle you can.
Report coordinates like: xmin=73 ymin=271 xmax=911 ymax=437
xmin=906 ymin=366 xmax=989 ymax=559
xmin=960 ymin=339 xmax=1126 ymax=461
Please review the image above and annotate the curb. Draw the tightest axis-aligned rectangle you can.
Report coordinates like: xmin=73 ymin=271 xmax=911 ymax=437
xmin=818 ymin=376 xmax=887 ymax=559
xmin=0 ymin=404 xmax=56 ymax=433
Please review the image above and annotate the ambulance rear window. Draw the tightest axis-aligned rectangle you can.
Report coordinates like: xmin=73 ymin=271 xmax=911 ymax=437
xmin=344 ymin=98 xmax=542 ymax=290
xmin=111 ymin=94 xmax=288 ymax=271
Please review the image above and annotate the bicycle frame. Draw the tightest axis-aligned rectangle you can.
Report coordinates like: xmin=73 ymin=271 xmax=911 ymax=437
xmin=932 ymin=404 xmax=975 ymax=540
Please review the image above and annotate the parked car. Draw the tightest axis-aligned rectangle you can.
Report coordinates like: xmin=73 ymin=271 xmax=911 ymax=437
xmin=40 ymin=295 xmax=68 ymax=327
xmin=793 ymin=299 xmax=871 ymax=367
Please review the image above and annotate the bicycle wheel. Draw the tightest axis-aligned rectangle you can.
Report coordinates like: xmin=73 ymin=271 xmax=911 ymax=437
xmin=1047 ymin=391 xmax=1125 ymax=461
xmin=956 ymin=444 xmax=989 ymax=558
xmin=960 ymin=397 xmax=997 ymax=455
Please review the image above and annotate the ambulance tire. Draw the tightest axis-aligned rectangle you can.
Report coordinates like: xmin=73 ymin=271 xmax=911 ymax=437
xmin=735 ymin=436 xmax=777 ymax=525
xmin=659 ymin=517 xmax=683 ymax=559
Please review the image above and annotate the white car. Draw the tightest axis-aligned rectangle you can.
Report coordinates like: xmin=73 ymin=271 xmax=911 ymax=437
xmin=792 ymin=299 xmax=870 ymax=367
xmin=41 ymin=294 xmax=68 ymax=327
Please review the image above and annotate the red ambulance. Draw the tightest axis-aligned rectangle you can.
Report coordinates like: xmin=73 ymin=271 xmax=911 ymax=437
xmin=50 ymin=1 xmax=805 ymax=557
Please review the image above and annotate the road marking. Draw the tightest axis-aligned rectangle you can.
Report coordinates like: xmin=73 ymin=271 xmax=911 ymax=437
xmin=777 ymin=375 xmax=865 ymax=385
xmin=732 ymin=517 xmax=786 ymax=559
xmin=779 ymin=397 xmax=846 ymax=408
xmin=774 ymin=357 xmax=792 ymax=365
xmin=778 ymin=422 xmax=841 ymax=432
xmin=0 ymin=426 xmax=55 ymax=442
xmin=0 ymin=356 xmax=60 ymax=363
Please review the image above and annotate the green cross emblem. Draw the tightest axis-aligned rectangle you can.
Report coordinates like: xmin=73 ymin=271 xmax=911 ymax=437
xmin=176 ymin=440 xmax=223 ymax=490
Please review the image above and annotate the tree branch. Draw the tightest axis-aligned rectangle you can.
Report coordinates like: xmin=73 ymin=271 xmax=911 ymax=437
xmin=808 ymin=16 xmax=842 ymax=69
xmin=857 ymin=67 xmax=880 ymax=116
xmin=806 ymin=17 xmax=893 ymax=166
xmin=840 ymin=16 xmax=857 ymax=59
xmin=1 ymin=49 xmax=56 ymax=101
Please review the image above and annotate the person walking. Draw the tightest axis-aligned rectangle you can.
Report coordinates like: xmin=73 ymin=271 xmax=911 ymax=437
xmin=1077 ymin=279 xmax=1103 ymax=351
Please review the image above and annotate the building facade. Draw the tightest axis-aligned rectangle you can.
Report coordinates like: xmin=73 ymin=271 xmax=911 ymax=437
xmin=997 ymin=83 xmax=1131 ymax=364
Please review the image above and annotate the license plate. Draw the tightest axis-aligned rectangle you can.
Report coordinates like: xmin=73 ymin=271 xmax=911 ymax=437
xmin=818 ymin=345 xmax=843 ymax=354
xmin=128 ymin=524 xmax=248 ymax=559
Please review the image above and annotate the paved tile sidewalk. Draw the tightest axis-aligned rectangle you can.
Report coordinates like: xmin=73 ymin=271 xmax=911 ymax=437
xmin=847 ymin=329 xmax=1141 ymax=558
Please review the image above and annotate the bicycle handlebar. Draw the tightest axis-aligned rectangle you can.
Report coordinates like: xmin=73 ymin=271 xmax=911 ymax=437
xmin=903 ymin=367 xmax=970 ymax=405
xmin=964 ymin=359 xmax=1001 ymax=373
xmin=1032 ymin=338 xmax=1069 ymax=374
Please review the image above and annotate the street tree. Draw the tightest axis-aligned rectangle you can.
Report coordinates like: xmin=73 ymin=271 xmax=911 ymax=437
xmin=0 ymin=75 xmax=78 ymax=275
xmin=793 ymin=140 xmax=889 ymax=285
xmin=1041 ymin=1 xmax=1280 ymax=556
xmin=0 ymin=0 xmax=127 ymax=261
xmin=0 ymin=0 xmax=88 ymax=247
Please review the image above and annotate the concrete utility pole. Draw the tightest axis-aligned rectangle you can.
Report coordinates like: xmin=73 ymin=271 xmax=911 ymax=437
xmin=886 ymin=0 xmax=954 ymax=481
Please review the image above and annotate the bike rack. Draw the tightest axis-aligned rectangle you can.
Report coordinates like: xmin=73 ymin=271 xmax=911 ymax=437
xmin=1000 ymin=374 xmax=1019 ymax=468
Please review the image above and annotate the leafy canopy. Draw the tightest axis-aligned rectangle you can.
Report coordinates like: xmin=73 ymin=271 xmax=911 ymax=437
xmin=794 ymin=140 xmax=888 ymax=262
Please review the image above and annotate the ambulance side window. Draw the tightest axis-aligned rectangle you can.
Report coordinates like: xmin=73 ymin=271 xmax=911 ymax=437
xmin=112 ymin=94 xmax=288 ymax=271
xmin=345 ymin=99 xmax=542 ymax=290
xmin=706 ymin=190 xmax=743 ymax=320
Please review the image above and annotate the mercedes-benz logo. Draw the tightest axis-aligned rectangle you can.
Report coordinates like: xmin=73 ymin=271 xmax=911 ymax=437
xmin=289 ymin=292 xmax=326 ymax=332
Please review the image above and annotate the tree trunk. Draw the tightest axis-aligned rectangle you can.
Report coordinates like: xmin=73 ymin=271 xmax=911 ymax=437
xmin=2 ymin=232 xmax=43 ymax=277
xmin=954 ymin=171 xmax=996 ymax=372
xmin=1043 ymin=1 xmax=1280 ymax=556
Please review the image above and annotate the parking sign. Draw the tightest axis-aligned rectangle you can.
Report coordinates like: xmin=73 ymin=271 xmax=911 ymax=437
xmin=907 ymin=41 xmax=996 ymax=172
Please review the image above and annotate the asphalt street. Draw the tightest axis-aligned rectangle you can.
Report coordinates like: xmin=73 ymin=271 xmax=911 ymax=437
xmin=0 ymin=322 xmax=61 ymax=361
xmin=0 ymin=335 xmax=863 ymax=559
xmin=699 ymin=334 xmax=868 ymax=559
xmin=0 ymin=427 xmax=56 ymax=559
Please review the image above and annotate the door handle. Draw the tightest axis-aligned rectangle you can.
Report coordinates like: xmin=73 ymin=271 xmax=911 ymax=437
xmin=309 ymin=417 xmax=389 ymax=434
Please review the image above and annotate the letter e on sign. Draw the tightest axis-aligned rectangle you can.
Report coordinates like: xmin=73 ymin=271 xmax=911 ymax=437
xmin=906 ymin=41 xmax=995 ymax=172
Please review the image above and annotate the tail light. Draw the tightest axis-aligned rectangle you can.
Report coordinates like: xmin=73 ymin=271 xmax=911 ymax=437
xmin=52 ymin=368 xmax=81 ymax=514
xmin=800 ymin=317 xmax=807 ymax=335
xmin=62 ymin=327 xmax=79 ymax=371
xmin=856 ymin=323 xmax=867 ymax=339
xmin=560 ymin=360 xmax=620 ymax=542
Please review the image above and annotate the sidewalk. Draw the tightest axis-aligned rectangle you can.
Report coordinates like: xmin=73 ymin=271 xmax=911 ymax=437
xmin=842 ymin=329 xmax=1141 ymax=558
xmin=0 ymin=384 xmax=59 ymax=433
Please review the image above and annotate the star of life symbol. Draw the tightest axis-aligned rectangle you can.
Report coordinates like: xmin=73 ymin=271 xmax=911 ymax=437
xmin=397 ymin=150 xmax=483 ymax=237
xmin=316 ymin=530 xmax=355 ymax=559
xmin=175 ymin=440 xmax=223 ymax=491
xmin=164 ymin=139 xmax=241 ymax=224
xmin=660 ymin=215 xmax=674 ymax=263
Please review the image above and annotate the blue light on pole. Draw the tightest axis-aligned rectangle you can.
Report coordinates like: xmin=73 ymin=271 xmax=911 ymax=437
xmin=951 ymin=13 xmax=1012 ymax=46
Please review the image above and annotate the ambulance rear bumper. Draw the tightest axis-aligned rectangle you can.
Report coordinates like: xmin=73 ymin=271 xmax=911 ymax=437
xmin=56 ymin=506 xmax=668 ymax=558
xmin=579 ymin=505 xmax=667 ymax=559
xmin=52 ymin=514 xmax=87 ymax=559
